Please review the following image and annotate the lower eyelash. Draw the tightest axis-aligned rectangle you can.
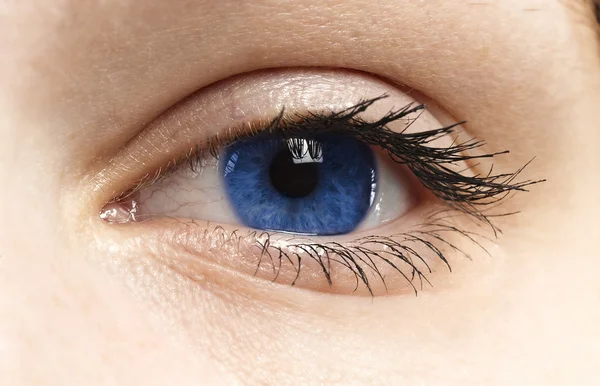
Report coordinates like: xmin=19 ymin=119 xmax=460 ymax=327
xmin=192 ymin=209 xmax=491 ymax=296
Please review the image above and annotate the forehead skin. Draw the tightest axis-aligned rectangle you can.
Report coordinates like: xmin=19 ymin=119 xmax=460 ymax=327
xmin=0 ymin=1 xmax=599 ymax=385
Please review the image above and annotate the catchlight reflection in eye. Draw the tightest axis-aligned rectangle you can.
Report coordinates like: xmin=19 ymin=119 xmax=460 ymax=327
xmin=222 ymin=134 xmax=377 ymax=235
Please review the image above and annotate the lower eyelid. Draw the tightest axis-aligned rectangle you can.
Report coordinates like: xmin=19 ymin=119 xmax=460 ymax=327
xmin=95 ymin=203 xmax=491 ymax=297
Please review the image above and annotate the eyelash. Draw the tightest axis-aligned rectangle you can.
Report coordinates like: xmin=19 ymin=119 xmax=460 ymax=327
xmin=215 ymin=215 xmax=486 ymax=296
xmin=107 ymin=96 xmax=543 ymax=295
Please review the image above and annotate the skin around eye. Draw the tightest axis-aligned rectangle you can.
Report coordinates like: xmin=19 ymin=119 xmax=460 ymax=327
xmin=93 ymin=69 xmax=524 ymax=296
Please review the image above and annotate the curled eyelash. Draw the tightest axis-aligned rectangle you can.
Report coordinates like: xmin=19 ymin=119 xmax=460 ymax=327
xmin=204 ymin=96 xmax=543 ymax=226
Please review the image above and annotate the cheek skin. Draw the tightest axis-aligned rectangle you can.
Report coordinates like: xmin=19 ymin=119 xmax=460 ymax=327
xmin=88 ymin=228 xmax=501 ymax=384
xmin=90 ymin=222 xmax=599 ymax=385
xmin=0 ymin=225 xmax=230 ymax=384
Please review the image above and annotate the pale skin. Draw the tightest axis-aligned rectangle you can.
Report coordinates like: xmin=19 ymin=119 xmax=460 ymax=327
xmin=1 ymin=0 xmax=599 ymax=385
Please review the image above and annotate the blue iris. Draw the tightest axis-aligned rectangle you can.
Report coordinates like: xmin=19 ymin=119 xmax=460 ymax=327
xmin=221 ymin=134 xmax=376 ymax=235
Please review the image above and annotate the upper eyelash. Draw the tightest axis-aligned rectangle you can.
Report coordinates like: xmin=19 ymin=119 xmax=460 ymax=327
xmin=203 ymin=96 xmax=544 ymax=226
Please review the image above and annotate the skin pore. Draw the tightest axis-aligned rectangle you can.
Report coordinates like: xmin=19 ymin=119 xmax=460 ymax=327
xmin=0 ymin=0 xmax=599 ymax=385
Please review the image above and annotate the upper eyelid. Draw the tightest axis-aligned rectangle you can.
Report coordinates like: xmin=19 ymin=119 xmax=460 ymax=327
xmin=100 ymin=100 xmax=409 ymax=205
xmin=84 ymin=70 xmax=432 ymax=205
xmin=106 ymin=98 xmax=420 ymax=203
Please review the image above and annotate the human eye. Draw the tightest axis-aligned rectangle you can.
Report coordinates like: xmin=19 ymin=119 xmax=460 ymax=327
xmin=93 ymin=69 xmax=542 ymax=296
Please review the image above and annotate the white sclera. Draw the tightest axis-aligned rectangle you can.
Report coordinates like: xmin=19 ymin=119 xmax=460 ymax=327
xmin=357 ymin=156 xmax=415 ymax=230
xmin=135 ymin=157 xmax=238 ymax=224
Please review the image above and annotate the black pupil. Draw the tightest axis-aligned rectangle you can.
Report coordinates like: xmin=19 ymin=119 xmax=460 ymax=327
xmin=269 ymin=147 xmax=319 ymax=198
